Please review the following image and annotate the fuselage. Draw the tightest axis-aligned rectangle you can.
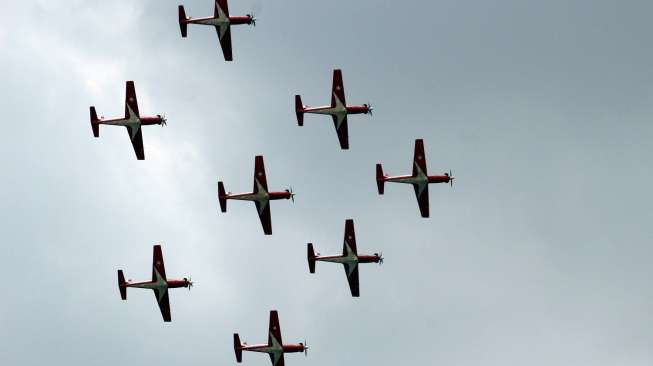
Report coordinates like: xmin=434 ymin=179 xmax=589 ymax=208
xmin=97 ymin=115 xmax=164 ymax=127
xmin=316 ymin=254 xmax=380 ymax=264
xmin=241 ymin=343 xmax=305 ymax=354
xmin=184 ymin=15 xmax=253 ymax=26
xmin=123 ymin=278 xmax=190 ymax=290
xmin=302 ymin=105 xmax=370 ymax=116
xmin=224 ymin=191 xmax=292 ymax=202
xmin=384 ymin=174 xmax=452 ymax=185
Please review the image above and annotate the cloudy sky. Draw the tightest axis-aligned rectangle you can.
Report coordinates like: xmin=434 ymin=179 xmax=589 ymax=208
xmin=1 ymin=0 xmax=653 ymax=365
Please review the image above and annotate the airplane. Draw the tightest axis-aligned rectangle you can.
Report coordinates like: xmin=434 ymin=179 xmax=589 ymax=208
xmin=234 ymin=310 xmax=308 ymax=366
xmin=376 ymin=139 xmax=454 ymax=218
xmin=307 ymin=219 xmax=382 ymax=297
xmin=178 ymin=0 xmax=256 ymax=61
xmin=117 ymin=245 xmax=192 ymax=322
xmin=89 ymin=81 xmax=166 ymax=160
xmin=295 ymin=69 xmax=373 ymax=149
xmin=218 ymin=156 xmax=294 ymax=235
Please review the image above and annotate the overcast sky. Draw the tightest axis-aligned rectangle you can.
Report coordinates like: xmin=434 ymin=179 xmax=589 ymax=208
xmin=1 ymin=0 xmax=653 ymax=365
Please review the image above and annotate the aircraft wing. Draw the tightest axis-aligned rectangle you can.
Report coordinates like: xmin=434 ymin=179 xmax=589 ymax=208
xmin=268 ymin=310 xmax=283 ymax=346
xmin=268 ymin=353 xmax=285 ymax=366
xmin=331 ymin=69 xmax=346 ymax=108
xmin=216 ymin=25 xmax=233 ymax=61
xmin=343 ymin=263 xmax=360 ymax=297
xmin=255 ymin=201 xmax=272 ymax=235
xmin=253 ymin=155 xmax=269 ymax=193
xmin=215 ymin=0 xmax=229 ymax=18
xmin=125 ymin=81 xmax=140 ymax=118
xmin=413 ymin=183 xmax=430 ymax=218
xmin=153 ymin=289 xmax=172 ymax=322
xmin=125 ymin=126 xmax=145 ymax=160
xmin=152 ymin=245 xmax=167 ymax=282
xmin=412 ymin=139 xmax=427 ymax=177
xmin=331 ymin=115 xmax=349 ymax=149
xmin=342 ymin=219 xmax=357 ymax=256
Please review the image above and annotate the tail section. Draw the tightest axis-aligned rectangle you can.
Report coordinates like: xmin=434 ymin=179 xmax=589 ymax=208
xmin=117 ymin=270 xmax=127 ymax=300
xmin=376 ymin=164 xmax=385 ymax=194
xmin=90 ymin=106 xmax=100 ymax=138
xmin=295 ymin=95 xmax=304 ymax=126
xmin=233 ymin=334 xmax=243 ymax=363
xmin=218 ymin=181 xmax=227 ymax=212
xmin=178 ymin=6 xmax=188 ymax=37
xmin=307 ymin=243 xmax=316 ymax=273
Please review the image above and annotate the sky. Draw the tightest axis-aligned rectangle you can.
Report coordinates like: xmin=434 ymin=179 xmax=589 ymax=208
xmin=1 ymin=0 xmax=653 ymax=365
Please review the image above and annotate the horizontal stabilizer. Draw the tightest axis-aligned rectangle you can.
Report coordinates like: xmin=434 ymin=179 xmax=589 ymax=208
xmin=295 ymin=95 xmax=304 ymax=126
xmin=218 ymin=181 xmax=227 ymax=212
xmin=307 ymin=243 xmax=316 ymax=273
xmin=233 ymin=333 xmax=242 ymax=362
xmin=90 ymin=106 xmax=99 ymax=138
xmin=376 ymin=164 xmax=385 ymax=194
xmin=117 ymin=270 xmax=127 ymax=300
xmin=178 ymin=6 xmax=188 ymax=37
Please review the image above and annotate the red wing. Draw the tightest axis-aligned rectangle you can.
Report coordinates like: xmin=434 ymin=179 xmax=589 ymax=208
xmin=413 ymin=184 xmax=430 ymax=218
xmin=330 ymin=69 xmax=346 ymax=108
xmin=253 ymin=155 xmax=268 ymax=193
xmin=255 ymin=201 xmax=272 ymax=235
xmin=332 ymin=115 xmax=349 ymax=150
xmin=125 ymin=81 xmax=140 ymax=118
xmin=342 ymin=219 xmax=357 ymax=256
xmin=344 ymin=264 xmax=360 ymax=297
xmin=268 ymin=353 xmax=285 ymax=366
xmin=152 ymin=245 xmax=167 ymax=281
xmin=268 ymin=310 xmax=283 ymax=346
xmin=412 ymin=139 xmax=427 ymax=177
xmin=126 ymin=126 xmax=145 ymax=160
xmin=153 ymin=289 xmax=171 ymax=322
xmin=216 ymin=25 xmax=233 ymax=61
xmin=215 ymin=0 xmax=229 ymax=18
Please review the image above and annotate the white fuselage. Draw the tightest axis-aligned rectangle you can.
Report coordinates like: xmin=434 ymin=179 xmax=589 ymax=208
xmin=191 ymin=17 xmax=230 ymax=27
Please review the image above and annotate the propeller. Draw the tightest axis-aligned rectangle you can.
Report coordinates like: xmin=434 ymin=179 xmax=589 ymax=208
xmin=185 ymin=276 xmax=194 ymax=291
xmin=302 ymin=339 xmax=309 ymax=356
xmin=247 ymin=12 xmax=257 ymax=26
xmin=286 ymin=187 xmax=295 ymax=202
xmin=448 ymin=169 xmax=454 ymax=187
xmin=160 ymin=113 xmax=167 ymax=127
xmin=364 ymin=103 xmax=373 ymax=116
xmin=375 ymin=252 xmax=384 ymax=265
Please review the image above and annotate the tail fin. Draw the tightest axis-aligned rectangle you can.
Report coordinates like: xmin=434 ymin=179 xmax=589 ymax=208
xmin=307 ymin=243 xmax=316 ymax=273
xmin=90 ymin=106 xmax=100 ymax=138
xmin=376 ymin=164 xmax=385 ymax=195
xmin=295 ymin=95 xmax=304 ymax=126
xmin=233 ymin=334 xmax=243 ymax=363
xmin=218 ymin=181 xmax=227 ymax=212
xmin=178 ymin=6 xmax=188 ymax=37
xmin=117 ymin=270 xmax=127 ymax=300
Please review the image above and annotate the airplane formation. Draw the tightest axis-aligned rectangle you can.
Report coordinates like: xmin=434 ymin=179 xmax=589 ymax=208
xmin=88 ymin=1 xmax=455 ymax=365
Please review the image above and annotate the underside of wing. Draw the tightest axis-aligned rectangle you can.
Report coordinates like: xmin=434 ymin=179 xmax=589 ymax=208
xmin=153 ymin=289 xmax=171 ymax=322
xmin=125 ymin=81 xmax=140 ymax=118
xmin=332 ymin=115 xmax=349 ymax=150
xmin=412 ymin=139 xmax=427 ymax=176
xmin=331 ymin=69 xmax=346 ymax=107
xmin=344 ymin=264 xmax=360 ymax=297
xmin=215 ymin=0 xmax=229 ymax=18
xmin=152 ymin=245 xmax=167 ymax=281
xmin=268 ymin=310 xmax=283 ymax=346
xmin=253 ymin=155 xmax=269 ymax=193
xmin=126 ymin=126 xmax=145 ymax=160
xmin=255 ymin=201 xmax=272 ymax=235
xmin=216 ymin=25 xmax=233 ymax=61
xmin=268 ymin=353 xmax=285 ymax=366
xmin=413 ymin=183 xmax=430 ymax=218
xmin=342 ymin=219 xmax=357 ymax=255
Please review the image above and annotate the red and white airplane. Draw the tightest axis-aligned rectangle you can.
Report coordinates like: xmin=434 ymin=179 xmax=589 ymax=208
xmin=307 ymin=219 xmax=382 ymax=297
xmin=89 ymin=81 xmax=166 ymax=160
xmin=376 ymin=139 xmax=454 ymax=218
xmin=234 ymin=310 xmax=308 ymax=366
xmin=295 ymin=69 xmax=372 ymax=149
xmin=218 ymin=156 xmax=294 ymax=235
xmin=178 ymin=0 xmax=256 ymax=61
xmin=117 ymin=245 xmax=192 ymax=322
